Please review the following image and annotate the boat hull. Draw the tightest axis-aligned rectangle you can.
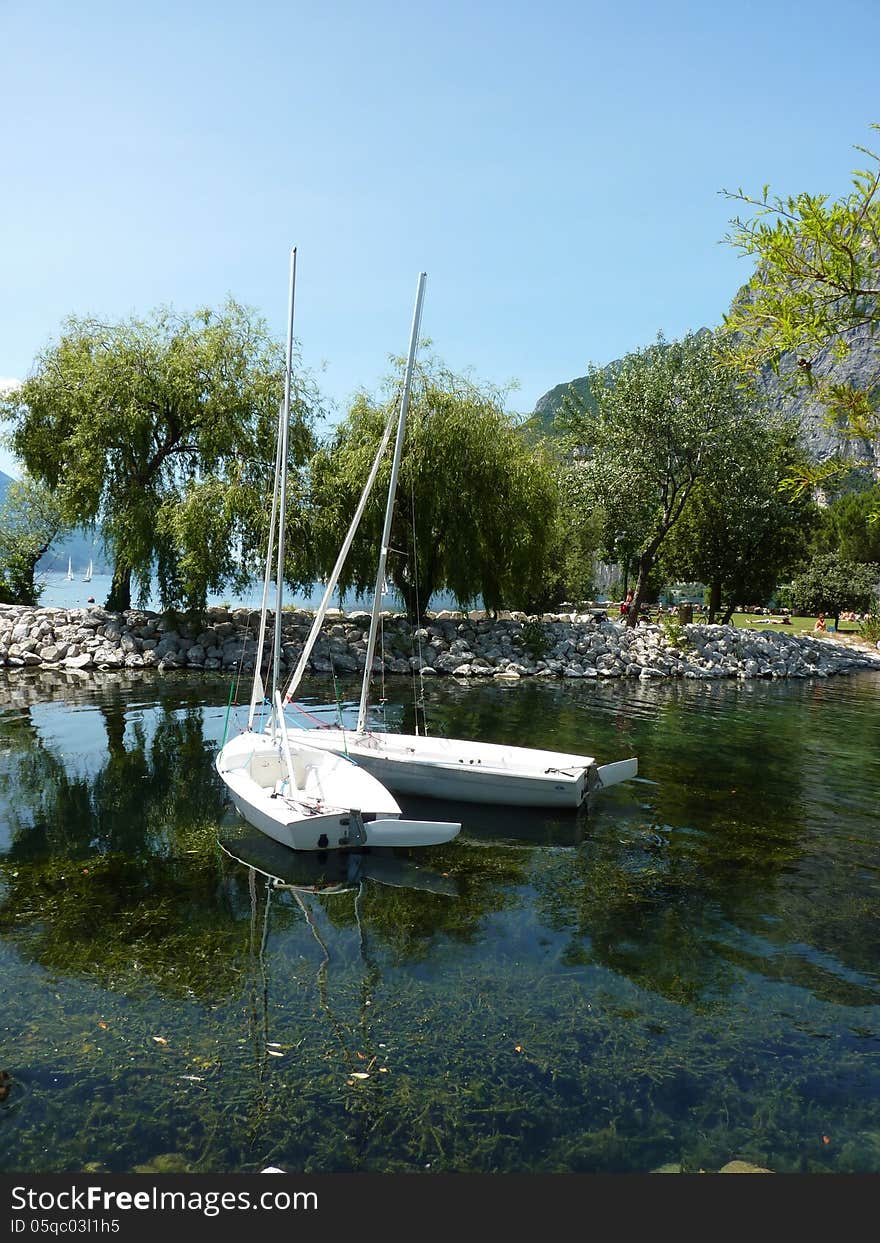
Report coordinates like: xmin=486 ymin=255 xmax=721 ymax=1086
xmin=216 ymin=731 xmax=460 ymax=849
xmin=282 ymin=726 xmax=637 ymax=808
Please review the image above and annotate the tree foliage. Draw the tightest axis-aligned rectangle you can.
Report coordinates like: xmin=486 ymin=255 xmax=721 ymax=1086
xmin=523 ymin=474 xmax=604 ymax=612
xmin=1 ymin=302 xmax=319 ymax=612
xmin=556 ymin=331 xmax=755 ymax=626
xmin=817 ymin=485 xmax=880 ymax=564
xmin=0 ymin=475 xmax=70 ymax=605
xmin=788 ymin=553 xmax=879 ymax=626
xmin=721 ymin=127 xmax=880 ymax=495
xmin=659 ymin=420 xmax=816 ymax=620
xmin=308 ymin=354 xmax=560 ymax=619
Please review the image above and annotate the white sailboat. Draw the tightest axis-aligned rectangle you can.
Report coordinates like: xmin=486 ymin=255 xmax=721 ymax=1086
xmin=66 ymin=558 xmax=73 ymax=581
xmin=214 ymin=251 xmax=460 ymax=851
xmin=82 ymin=559 xmax=92 ymax=582
xmin=280 ymin=273 xmax=638 ymax=809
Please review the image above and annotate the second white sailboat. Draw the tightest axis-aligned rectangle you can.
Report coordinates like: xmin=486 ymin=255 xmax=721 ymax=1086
xmin=280 ymin=273 xmax=638 ymax=808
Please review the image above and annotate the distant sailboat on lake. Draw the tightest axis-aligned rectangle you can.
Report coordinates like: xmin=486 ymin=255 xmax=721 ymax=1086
xmin=83 ymin=559 xmax=92 ymax=582
xmin=66 ymin=558 xmax=73 ymax=581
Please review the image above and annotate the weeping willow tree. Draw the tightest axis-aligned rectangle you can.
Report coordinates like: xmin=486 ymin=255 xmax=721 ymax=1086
xmin=1 ymin=301 xmax=320 ymax=612
xmin=0 ymin=474 xmax=70 ymax=605
xmin=308 ymin=355 xmax=560 ymax=620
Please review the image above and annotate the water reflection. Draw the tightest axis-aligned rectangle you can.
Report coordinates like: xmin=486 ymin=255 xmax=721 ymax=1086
xmin=219 ymin=832 xmax=462 ymax=1103
xmin=1 ymin=668 xmax=879 ymax=1173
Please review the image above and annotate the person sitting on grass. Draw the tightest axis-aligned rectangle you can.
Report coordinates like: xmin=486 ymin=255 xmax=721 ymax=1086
xmin=814 ymin=613 xmax=827 ymax=633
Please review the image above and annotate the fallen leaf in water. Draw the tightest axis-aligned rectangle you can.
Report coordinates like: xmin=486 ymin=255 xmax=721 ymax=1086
xmin=98 ymin=1022 xmax=108 ymax=1030
xmin=152 ymin=1037 xmax=168 ymax=1045
xmin=514 ymin=1045 xmax=523 ymax=1053
xmin=266 ymin=1049 xmax=284 ymax=1058
xmin=350 ymin=1072 xmax=370 ymax=1080
xmin=180 ymin=1075 xmax=203 ymax=1082
xmin=379 ymin=1068 xmax=389 ymax=1074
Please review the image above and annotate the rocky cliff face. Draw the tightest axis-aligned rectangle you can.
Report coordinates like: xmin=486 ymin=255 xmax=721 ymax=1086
xmin=533 ymin=329 xmax=880 ymax=481
xmin=753 ymin=324 xmax=879 ymax=480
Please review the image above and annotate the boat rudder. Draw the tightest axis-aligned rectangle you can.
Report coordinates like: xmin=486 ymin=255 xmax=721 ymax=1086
xmin=595 ymin=757 xmax=638 ymax=787
xmin=366 ymin=818 xmax=461 ymax=847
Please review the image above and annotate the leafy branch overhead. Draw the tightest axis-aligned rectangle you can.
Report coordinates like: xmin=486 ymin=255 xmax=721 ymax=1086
xmin=721 ymin=124 xmax=880 ymax=497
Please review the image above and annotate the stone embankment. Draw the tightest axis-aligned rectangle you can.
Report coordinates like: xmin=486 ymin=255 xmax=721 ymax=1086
xmin=1 ymin=602 xmax=879 ymax=681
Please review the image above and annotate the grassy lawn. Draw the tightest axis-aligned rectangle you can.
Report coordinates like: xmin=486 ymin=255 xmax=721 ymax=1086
xmin=605 ymin=605 xmax=873 ymax=639
xmin=645 ymin=609 xmax=858 ymax=634
xmin=730 ymin=613 xmax=859 ymax=635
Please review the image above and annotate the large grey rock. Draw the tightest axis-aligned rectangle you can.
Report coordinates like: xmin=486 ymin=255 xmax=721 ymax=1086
xmin=93 ymin=648 xmax=123 ymax=668
xmin=65 ymin=653 xmax=93 ymax=668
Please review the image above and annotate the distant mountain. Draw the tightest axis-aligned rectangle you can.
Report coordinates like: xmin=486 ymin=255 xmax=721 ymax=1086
xmin=532 ymin=328 xmax=880 ymax=481
xmin=0 ymin=469 xmax=108 ymax=573
xmin=531 ymin=375 xmax=596 ymax=435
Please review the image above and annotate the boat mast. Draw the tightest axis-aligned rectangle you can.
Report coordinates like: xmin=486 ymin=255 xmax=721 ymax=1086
xmin=248 ymin=396 xmax=285 ymax=729
xmin=356 ymin=272 xmax=426 ymax=736
xmin=271 ymin=247 xmax=297 ymax=730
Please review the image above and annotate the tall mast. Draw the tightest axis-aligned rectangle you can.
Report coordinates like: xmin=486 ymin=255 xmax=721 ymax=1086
xmin=272 ymin=246 xmax=297 ymax=722
xmin=248 ymin=396 xmax=285 ymax=729
xmin=356 ymin=272 xmax=426 ymax=735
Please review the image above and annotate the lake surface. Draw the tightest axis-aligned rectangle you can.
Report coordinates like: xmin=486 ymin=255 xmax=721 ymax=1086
xmin=1 ymin=667 xmax=879 ymax=1174
xmin=35 ymin=571 xmax=428 ymax=614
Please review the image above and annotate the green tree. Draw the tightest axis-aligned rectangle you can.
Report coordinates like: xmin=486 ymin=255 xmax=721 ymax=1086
xmin=557 ymin=331 xmax=754 ymax=627
xmin=721 ymin=127 xmax=880 ymax=495
xmin=788 ymin=553 xmax=879 ymax=628
xmin=1 ymin=302 xmax=319 ymax=612
xmin=514 ymin=464 xmax=605 ymax=612
xmin=0 ymin=474 xmax=70 ymax=605
xmin=659 ymin=420 xmax=816 ymax=621
xmin=820 ymin=486 xmax=880 ymax=563
xmin=308 ymin=355 xmax=559 ymax=620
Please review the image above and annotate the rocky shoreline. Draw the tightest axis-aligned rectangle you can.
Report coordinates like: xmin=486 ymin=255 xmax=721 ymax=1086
xmin=1 ymin=602 xmax=879 ymax=681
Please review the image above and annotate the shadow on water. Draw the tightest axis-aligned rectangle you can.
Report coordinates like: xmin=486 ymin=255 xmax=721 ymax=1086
xmin=0 ymin=667 xmax=879 ymax=1172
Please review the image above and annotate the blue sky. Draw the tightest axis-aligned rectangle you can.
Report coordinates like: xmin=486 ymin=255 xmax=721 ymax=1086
xmin=2 ymin=0 xmax=879 ymax=478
